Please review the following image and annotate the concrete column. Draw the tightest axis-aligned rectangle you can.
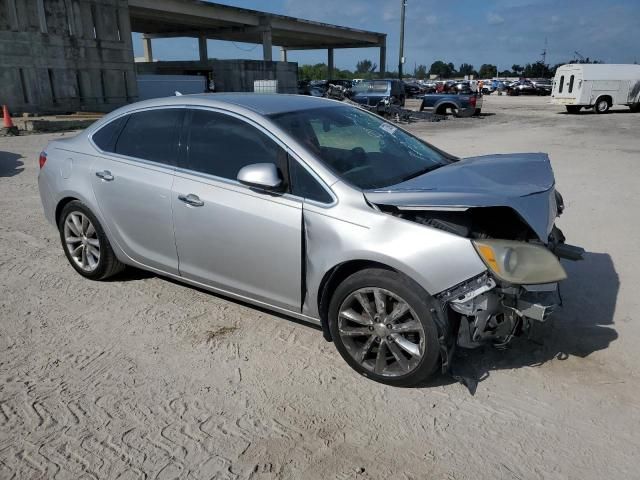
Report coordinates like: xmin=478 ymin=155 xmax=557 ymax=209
xmin=262 ymin=29 xmax=272 ymax=61
xmin=63 ymin=0 xmax=76 ymax=36
xmin=328 ymin=48 xmax=334 ymax=79
xmin=36 ymin=0 xmax=48 ymax=34
xmin=6 ymin=0 xmax=19 ymax=30
xmin=280 ymin=47 xmax=288 ymax=62
xmin=379 ymin=42 xmax=387 ymax=78
xmin=142 ymin=35 xmax=153 ymax=62
xmin=198 ymin=36 xmax=208 ymax=62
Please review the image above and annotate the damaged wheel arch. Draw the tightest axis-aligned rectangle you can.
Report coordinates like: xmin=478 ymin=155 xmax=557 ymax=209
xmin=317 ymin=260 xmax=400 ymax=342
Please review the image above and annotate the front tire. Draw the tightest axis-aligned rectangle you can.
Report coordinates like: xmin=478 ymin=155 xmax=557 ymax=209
xmin=328 ymin=268 xmax=441 ymax=387
xmin=58 ymin=201 xmax=124 ymax=280
xmin=594 ymin=98 xmax=610 ymax=114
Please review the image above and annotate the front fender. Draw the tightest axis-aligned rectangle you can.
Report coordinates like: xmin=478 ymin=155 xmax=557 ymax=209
xmin=302 ymin=205 xmax=486 ymax=319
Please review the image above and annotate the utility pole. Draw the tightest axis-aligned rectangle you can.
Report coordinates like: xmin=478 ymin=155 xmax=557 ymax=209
xmin=541 ymin=37 xmax=548 ymax=65
xmin=398 ymin=0 xmax=406 ymax=80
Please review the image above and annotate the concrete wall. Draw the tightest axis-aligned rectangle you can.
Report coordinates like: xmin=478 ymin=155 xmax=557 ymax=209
xmin=0 ymin=0 xmax=137 ymax=113
xmin=135 ymin=59 xmax=298 ymax=94
xmin=211 ymin=59 xmax=297 ymax=94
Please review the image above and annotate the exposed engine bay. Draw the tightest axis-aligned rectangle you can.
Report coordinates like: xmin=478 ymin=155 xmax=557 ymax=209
xmin=370 ymin=183 xmax=583 ymax=354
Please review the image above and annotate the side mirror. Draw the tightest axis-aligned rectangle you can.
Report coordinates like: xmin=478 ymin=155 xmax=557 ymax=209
xmin=237 ymin=163 xmax=282 ymax=190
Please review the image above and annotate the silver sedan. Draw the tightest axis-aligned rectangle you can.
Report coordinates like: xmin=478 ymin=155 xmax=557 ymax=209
xmin=38 ymin=94 xmax=582 ymax=386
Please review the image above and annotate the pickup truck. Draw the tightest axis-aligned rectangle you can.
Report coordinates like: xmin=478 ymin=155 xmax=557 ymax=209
xmin=419 ymin=92 xmax=482 ymax=117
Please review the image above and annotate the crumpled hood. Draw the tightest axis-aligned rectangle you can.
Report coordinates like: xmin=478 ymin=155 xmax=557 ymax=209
xmin=365 ymin=153 xmax=558 ymax=241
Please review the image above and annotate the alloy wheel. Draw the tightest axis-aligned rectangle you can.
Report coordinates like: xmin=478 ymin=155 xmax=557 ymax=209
xmin=337 ymin=287 xmax=426 ymax=377
xmin=63 ymin=212 xmax=100 ymax=272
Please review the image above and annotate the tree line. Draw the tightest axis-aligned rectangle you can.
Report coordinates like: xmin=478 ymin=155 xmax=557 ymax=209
xmin=299 ymin=58 xmax=602 ymax=81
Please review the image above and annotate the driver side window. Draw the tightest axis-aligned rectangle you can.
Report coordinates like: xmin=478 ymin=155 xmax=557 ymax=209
xmin=183 ymin=109 xmax=288 ymax=187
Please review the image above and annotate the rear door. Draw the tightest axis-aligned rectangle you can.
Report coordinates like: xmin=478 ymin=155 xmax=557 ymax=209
xmin=554 ymin=67 xmax=581 ymax=103
xmin=172 ymin=108 xmax=302 ymax=310
xmin=90 ymin=107 xmax=184 ymax=274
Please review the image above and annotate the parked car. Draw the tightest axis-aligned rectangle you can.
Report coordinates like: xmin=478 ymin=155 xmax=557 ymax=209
xmin=326 ymin=79 xmax=354 ymax=99
xmin=297 ymin=80 xmax=312 ymax=95
xmin=507 ymin=80 xmax=537 ymax=95
xmin=480 ymin=80 xmax=495 ymax=95
xmin=419 ymin=80 xmax=437 ymax=93
xmin=492 ymin=79 xmax=508 ymax=93
xmin=308 ymin=80 xmax=327 ymax=97
xmin=420 ymin=90 xmax=483 ymax=117
xmin=38 ymin=94 xmax=582 ymax=386
xmin=531 ymin=78 xmax=552 ymax=96
xmin=551 ymin=63 xmax=640 ymax=113
xmin=351 ymin=79 xmax=406 ymax=108
xmin=403 ymin=81 xmax=424 ymax=98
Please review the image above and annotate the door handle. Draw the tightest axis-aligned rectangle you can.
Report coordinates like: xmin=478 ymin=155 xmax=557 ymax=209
xmin=178 ymin=193 xmax=204 ymax=207
xmin=95 ymin=170 xmax=114 ymax=181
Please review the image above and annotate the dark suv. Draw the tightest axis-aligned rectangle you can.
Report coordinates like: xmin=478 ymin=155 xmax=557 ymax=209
xmin=351 ymin=79 xmax=406 ymax=107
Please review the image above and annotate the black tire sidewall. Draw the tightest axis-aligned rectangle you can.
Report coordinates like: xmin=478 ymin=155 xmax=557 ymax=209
xmin=58 ymin=201 xmax=115 ymax=280
xmin=328 ymin=268 xmax=441 ymax=387
xmin=595 ymin=99 xmax=609 ymax=113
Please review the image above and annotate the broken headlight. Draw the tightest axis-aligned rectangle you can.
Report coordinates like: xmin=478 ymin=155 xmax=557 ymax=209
xmin=472 ymin=239 xmax=567 ymax=284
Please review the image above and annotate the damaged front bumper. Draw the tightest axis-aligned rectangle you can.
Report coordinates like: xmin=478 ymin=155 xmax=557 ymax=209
xmin=437 ymin=272 xmax=562 ymax=350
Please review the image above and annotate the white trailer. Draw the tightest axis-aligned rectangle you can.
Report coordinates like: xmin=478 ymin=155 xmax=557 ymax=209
xmin=551 ymin=64 xmax=640 ymax=113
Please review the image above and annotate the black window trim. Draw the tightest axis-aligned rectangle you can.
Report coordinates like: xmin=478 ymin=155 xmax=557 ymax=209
xmin=175 ymin=106 xmax=337 ymax=207
xmin=287 ymin=150 xmax=337 ymax=207
xmin=88 ymin=105 xmax=186 ymax=171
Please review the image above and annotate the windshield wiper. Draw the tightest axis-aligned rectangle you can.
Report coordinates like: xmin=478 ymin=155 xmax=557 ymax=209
xmin=399 ymin=165 xmax=440 ymax=183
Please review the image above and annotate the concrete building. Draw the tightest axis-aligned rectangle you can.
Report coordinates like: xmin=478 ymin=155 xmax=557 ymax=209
xmin=0 ymin=0 xmax=386 ymax=114
xmin=0 ymin=0 xmax=137 ymax=113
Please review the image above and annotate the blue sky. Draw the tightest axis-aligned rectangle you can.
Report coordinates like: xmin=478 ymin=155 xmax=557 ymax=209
xmin=132 ymin=0 xmax=640 ymax=72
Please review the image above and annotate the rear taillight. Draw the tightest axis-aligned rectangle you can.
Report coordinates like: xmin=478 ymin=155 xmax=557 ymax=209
xmin=469 ymin=95 xmax=477 ymax=107
xmin=39 ymin=151 xmax=47 ymax=169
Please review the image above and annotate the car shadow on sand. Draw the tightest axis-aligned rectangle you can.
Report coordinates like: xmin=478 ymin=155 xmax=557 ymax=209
xmin=434 ymin=251 xmax=619 ymax=394
xmin=112 ymin=252 xmax=618 ymax=395
xmin=0 ymin=151 xmax=24 ymax=177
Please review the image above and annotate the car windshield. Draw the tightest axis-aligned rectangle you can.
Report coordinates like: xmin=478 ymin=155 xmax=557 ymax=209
xmin=352 ymin=80 xmax=390 ymax=93
xmin=269 ymin=105 xmax=450 ymax=190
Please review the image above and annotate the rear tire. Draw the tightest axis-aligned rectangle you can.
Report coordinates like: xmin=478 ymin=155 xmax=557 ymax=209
xmin=328 ymin=268 xmax=441 ymax=387
xmin=566 ymin=105 xmax=581 ymax=114
xmin=594 ymin=98 xmax=610 ymax=114
xmin=58 ymin=201 xmax=125 ymax=280
xmin=630 ymin=103 xmax=640 ymax=113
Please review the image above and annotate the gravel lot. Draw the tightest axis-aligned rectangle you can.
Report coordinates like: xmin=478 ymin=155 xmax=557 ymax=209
xmin=1 ymin=95 xmax=639 ymax=479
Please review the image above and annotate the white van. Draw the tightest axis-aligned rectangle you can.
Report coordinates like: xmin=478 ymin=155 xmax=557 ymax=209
xmin=551 ymin=64 xmax=640 ymax=113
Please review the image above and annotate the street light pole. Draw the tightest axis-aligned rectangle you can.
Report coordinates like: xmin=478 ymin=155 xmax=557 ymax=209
xmin=398 ymin=0 xmax=406 ymax=80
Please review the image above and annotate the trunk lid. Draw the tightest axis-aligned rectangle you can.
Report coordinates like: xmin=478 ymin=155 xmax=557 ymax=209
xmin=364 ymin=153 xmax=558 ymax=241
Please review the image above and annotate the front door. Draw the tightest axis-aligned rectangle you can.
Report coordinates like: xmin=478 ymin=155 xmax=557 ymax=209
xmin=172 ymin=109 xmax=302 ymax=310
xmin=91 ymin=108 xmax=184 ymax=274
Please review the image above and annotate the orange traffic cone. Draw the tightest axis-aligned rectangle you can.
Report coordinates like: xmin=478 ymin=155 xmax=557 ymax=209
xmin=1 ymin=105 xmax=18 ymax=136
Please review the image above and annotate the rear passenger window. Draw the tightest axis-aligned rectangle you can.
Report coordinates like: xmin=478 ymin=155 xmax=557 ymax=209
xmin=184 ymin=109 xmax=288 ymax=184
xmin=92 ymin=116 xmax=126 ymax=152
xmin=559 ymin=75 xmax=564 ymax=93
xmin=289 ymin=158 xmax=332 ymax=204
xmin=568 ymin=75 xmax=575 ymax=93
xmin=115 ymin=109 xmax=184 ymax=165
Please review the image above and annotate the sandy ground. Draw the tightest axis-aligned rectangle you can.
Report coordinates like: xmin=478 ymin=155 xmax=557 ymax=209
xmin=1 ymin=95 xmax=639 ymax=479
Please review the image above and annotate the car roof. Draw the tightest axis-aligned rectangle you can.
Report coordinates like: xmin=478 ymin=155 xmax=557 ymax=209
xmin=194 ymin=93 xmax=342 ymax=115
xmin=115 ymin=93 xmax=344 ymax=117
